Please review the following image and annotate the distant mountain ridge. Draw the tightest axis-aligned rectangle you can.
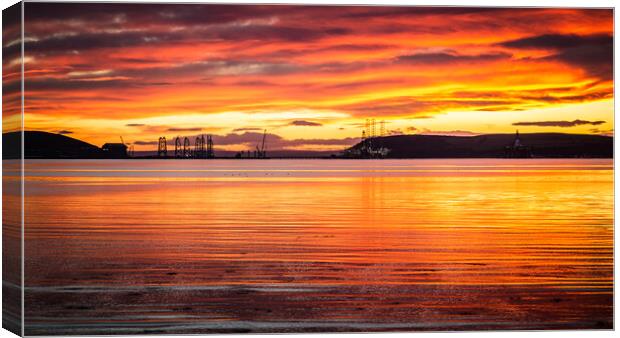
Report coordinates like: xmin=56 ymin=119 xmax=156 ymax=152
xmin=346 ymin=133 xmax=613 ymax=158
xmin=1 ymin=131 xmax=613 ymax=159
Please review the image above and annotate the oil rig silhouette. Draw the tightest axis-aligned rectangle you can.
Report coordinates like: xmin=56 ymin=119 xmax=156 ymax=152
xmin=154 ymin=130 xmax=268 ymax=159
xmin=344 ymin=119 xmax=390 ymax=158
xmin=504 ymin=130 xmax=533 ymax=158
xmin=156 ymin=135 xmax=215 ymax=159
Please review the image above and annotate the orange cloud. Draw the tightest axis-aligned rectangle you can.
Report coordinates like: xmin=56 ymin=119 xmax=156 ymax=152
xmin=3 ymin=4 xmax=612 ymax=150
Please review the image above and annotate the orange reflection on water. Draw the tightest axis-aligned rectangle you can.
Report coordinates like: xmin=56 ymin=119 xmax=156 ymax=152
xmin=23 ymin=159 xmax=613 ymax=334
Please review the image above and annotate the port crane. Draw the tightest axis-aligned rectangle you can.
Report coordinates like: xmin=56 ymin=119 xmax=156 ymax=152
xmin=119 ymin=136 xmax=134 ymax=157
xmin=255 ymin=130 xmax=267 ymax=158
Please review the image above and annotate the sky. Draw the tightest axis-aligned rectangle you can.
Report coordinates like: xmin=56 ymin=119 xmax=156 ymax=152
xmin=2 ymin=4 xmax=614 ymax=152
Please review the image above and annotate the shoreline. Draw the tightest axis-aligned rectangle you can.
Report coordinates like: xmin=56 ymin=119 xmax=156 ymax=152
xmin=10 ymin=156 xmax=615 ymax=160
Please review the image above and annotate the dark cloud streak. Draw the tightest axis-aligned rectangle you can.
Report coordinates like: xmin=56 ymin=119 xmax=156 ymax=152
xmin=289 ymin=120 xmax=322 ymax=126
xmin=513 ymin=119 xmax=605 ymax=127
xmin=167 ymin=127 xmax=202 ymax=132
xmin=397 ymin=51 xmax=511 ymax=64
xmin=500 ymin=33 xmax=613 ymax=80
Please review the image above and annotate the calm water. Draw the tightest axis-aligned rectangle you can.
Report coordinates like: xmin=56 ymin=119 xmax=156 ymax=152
xmin=18 ymin=159 xmax=613 ymax=334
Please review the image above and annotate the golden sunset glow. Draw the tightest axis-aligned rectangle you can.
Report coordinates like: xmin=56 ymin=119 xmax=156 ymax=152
xmin=3 ymin=4 xmax=613 ymax=151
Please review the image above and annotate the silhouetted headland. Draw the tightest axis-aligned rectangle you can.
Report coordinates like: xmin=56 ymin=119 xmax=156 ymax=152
xmin=3 ymin=131 xmax=104 ymax=159
xmin=2 ymin=131 xmax=613 ymax=159
xmin=344 ymin=133 xmax=612 ymax=159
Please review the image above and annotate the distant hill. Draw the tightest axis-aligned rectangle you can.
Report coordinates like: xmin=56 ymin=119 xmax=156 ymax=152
xmin=346 ymin=133 xmax=613 ymax=158
xmin=3 ymin=131 xmax=104 ymax=159
xmin=2 ymin=131 xmax=613 ymax=159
